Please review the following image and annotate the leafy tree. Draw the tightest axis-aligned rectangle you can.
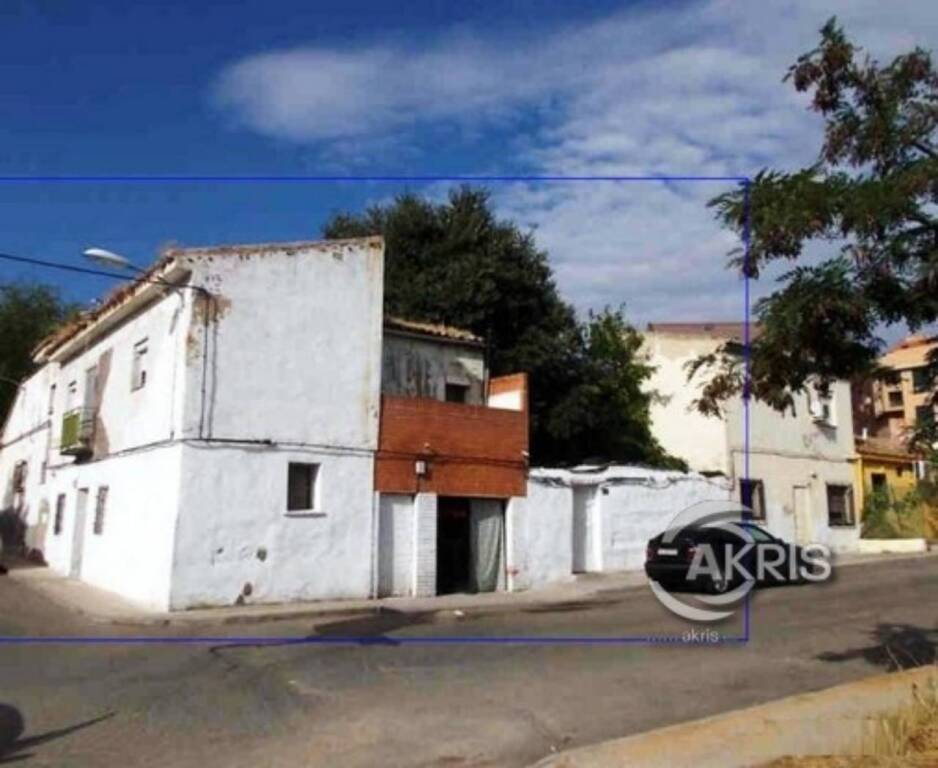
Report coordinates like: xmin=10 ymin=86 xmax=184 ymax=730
xmin=547 ymin=309 xmax=684 ymax=467
xmin=696 ymin=19 xmax=938 ymax=420
xmin=0 ymin=283 xmax=75 ymax=423
xmin=324 ymin=187 xmax=678 ymax=467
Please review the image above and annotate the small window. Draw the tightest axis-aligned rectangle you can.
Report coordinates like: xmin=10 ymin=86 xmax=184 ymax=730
xmin=887 ymin=390 xmax=904 ymax=408
xmin=739 ymin=478 xmax=766 ymax=521
xmin=54 ymin=494 xmax=66 ymax=535
xmin=916 ymin=405 xmax=934 ymax=426
xmin=48 ymin=383 xmax=56 ymax=415
xmin=912 ymin=367 xmax=932 ymax=394
xmin=40 ymin=461 xmax=47 ymax=485
xmin=870 ymin=473 xmax=888 ymax=497
xmin=131 ymin=339 xmax=148 ymax=390
xmin=827 ymin=485 xmax=855 ymax=527
xmin=12 ymin=461 xmax=27 ymax=492
xmin=66 ymin=380 xmax=78 ymax=411
xmin=287 ymin=462 xmax=319 ymax=512
xmin=93 ymin=486 xmax=108 ymax=535
xmin=445 ymin=382 xmax=469 ymax=403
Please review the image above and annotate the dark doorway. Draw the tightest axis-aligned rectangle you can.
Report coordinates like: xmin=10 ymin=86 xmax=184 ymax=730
xmin=437 ymin=497 xmax=471 ymax=594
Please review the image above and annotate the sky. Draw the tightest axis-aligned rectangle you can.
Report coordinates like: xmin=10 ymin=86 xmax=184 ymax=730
xmin=2 ymin=0 xmax=937 ymax=335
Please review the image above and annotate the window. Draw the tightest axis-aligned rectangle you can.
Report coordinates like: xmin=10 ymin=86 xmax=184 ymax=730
xmin=12 ymin=461 xmax=27 ymax=493
xmin=131 ymin=339 xmax=148 ymax=390
xmin=54 ymin=494 xmax=66 ymax=535
xmin=93 ymin=486 xmax=108 ymax=535
xmin=66 ymin=380 xmax=78 ymax=410
xmin=40 ymin=461 xmax=47 ymax=485
xmin=827 ymin=485 xmax=855 ymax=527
xmin=48 ymin=383 xmax=56 ymax=415
xmin=739 ymin=478 xmax=766 ymax=520
xmin=912 ymin=367 xmax=932 ymax=394
xmin=916 ymin=405 xmax=934 ymax=426
xmin=887 ymin=390 xmax=904 ymax=408
xmin=807 ymin=388 xmax=835 ymax=426
xmin=870 ymin=473 xmax=888 ymax=497
xmin=445 ymin=382 xmax=469 ymax=403
xmin=287 ymin=462 xmax=319 ymax=512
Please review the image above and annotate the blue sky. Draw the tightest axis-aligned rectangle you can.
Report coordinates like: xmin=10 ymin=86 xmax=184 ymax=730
xmin=2 ymin=0 xmax=937 ymax=336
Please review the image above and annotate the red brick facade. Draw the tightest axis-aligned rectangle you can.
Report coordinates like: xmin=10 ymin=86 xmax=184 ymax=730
xmin=375 ymin=374 xmax=528 ymax=497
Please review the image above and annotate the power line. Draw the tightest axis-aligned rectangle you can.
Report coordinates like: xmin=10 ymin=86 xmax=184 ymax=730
xmin=0 ymin=251 xmax=157 ymax=285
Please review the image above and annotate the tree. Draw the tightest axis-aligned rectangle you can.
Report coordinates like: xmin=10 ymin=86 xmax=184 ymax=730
xmin=0 ymin=283 xmax=75 ymax=423
xmin=696 ymin=19 xmax=938 ymax=420
xmin=324 ymin=186 xmax=678 ymax=467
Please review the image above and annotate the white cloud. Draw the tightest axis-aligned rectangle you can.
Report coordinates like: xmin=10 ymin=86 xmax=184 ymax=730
xmin=213 ymin=0 xmax=938 ymax=325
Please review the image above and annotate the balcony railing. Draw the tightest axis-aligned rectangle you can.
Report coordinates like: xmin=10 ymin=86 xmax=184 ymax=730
xmin=61 ymin=407 xmax=95 ymax=456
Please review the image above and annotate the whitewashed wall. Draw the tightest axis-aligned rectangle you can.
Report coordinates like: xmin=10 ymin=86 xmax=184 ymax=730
xmin=164 ymin=239 xmax=385 ymax=609
xmin=43 ymin=445 xmax=183 ymax=609
xmin=178 ymin=238 xmax=385 ymax=447
xmin=508 ymin=466 xmax=733 ymax=591
xmin=170 ymin=444 xmax=374 ymax=609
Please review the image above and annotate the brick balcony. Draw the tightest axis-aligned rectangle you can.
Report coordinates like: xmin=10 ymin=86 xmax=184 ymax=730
xmin=375 ymin=374 xmax=529 ymax=498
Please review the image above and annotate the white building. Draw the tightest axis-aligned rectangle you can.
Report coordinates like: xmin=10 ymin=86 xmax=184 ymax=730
xmin=644 ymin=323 xmax=860 ymax=552
xmin=0 ymin=237 xmax=529 ymax=610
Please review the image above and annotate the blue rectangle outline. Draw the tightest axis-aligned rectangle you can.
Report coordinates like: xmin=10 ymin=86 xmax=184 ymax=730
xmin=0 ymin=173 xmax=752 ymax=645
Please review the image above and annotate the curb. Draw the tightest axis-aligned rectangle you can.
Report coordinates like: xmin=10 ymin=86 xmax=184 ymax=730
xmin=532 ymin=666 xmax=938 ymax=768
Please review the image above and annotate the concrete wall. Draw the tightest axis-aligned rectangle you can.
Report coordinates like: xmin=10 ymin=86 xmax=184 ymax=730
xmin=508 ymin=467 xmax=733 ymax=591
xmin=381 ymin=332 xmax=485 ymax=404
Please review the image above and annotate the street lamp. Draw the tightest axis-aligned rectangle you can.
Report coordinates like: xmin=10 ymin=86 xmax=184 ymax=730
xmin=82 ymin=247 xmax=136 ymax=272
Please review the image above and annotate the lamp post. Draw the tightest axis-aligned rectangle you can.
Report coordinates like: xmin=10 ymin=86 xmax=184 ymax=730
xmin=82 ymin=247 xmax=211 ymax=299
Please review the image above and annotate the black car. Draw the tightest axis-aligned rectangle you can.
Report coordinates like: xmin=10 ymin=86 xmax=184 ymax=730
xmin=644 ymin=521 xmax=819 ymax=594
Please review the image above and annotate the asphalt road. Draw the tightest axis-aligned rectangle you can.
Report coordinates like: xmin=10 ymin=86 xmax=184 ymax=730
xmin=0 ymin=556 xmax=936 ymax=767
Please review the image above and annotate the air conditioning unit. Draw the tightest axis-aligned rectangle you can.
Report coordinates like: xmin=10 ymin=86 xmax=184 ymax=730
xmin=809 ymin=400 xmax=832 ymax=424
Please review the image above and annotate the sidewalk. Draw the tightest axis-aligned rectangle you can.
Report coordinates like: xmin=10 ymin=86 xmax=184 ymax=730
xmin=7 ymin=547 xmax=935 ymax=628
xmin=6 ymin=564 xmax=649 ymax=627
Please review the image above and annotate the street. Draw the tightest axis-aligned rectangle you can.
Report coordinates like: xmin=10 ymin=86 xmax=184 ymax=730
xmin=1 ymin=557 xmax=936 ymax=767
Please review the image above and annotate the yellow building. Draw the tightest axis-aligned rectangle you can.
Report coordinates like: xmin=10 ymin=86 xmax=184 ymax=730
xmin=854 ymin=436 xmax=920 ymax=514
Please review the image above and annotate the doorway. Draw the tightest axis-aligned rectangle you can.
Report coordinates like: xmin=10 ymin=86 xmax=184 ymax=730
xmin=793 ymin=485 xmax=813 ymax=545
xmin=70 ymin=488 xmax=89 ymax=578
xmin=572 ymin=485 xmax=600 ymax=573
xmin=436 ymin=497 xmax=505 ymax=594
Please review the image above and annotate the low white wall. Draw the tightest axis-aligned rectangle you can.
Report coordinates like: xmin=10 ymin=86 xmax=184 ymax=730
xmin=169 ymin=443 xmax=375 ymax=610
xmin=510 ymin=466 xmax=733 ymax=590
xmin=507 ymin=482 xmax=574 ymax=592
xmin=857 ymin=538 xmax=928 ymax=555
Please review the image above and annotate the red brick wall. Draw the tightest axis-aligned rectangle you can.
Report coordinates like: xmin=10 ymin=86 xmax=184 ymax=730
xmin=375 ymin=376 xmax=528 ymax=497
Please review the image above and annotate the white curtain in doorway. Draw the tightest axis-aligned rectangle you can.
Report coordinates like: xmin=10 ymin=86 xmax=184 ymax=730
xmin=470 ymin=500 xmax=504 ymax=593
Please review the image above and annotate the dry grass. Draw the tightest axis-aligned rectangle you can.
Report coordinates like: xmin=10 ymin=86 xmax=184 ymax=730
xmin=760 ymin=675 xmax=938 ymax=767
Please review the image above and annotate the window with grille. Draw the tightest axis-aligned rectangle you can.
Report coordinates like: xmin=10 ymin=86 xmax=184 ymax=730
xmin=739 ymin=479 xmax=766 ymax=520
xmin=827 ymin=485 xmax=855 ymax=527
xmin=54 ymin=494 xmax=66 ymax=535
xmin=93 ymin=486 xmax=109 ymax=535
xmin=131 ymin=339 xmax=148 ymax=390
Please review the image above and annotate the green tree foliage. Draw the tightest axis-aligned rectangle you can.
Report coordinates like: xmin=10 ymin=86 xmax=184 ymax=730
xmin=0 ymin=283 xmax=75 ymax=423
xmin=324 ymin=187 xmax=680 ymax=467
xmin=697 ymin=19 xmax=938 ymax=418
